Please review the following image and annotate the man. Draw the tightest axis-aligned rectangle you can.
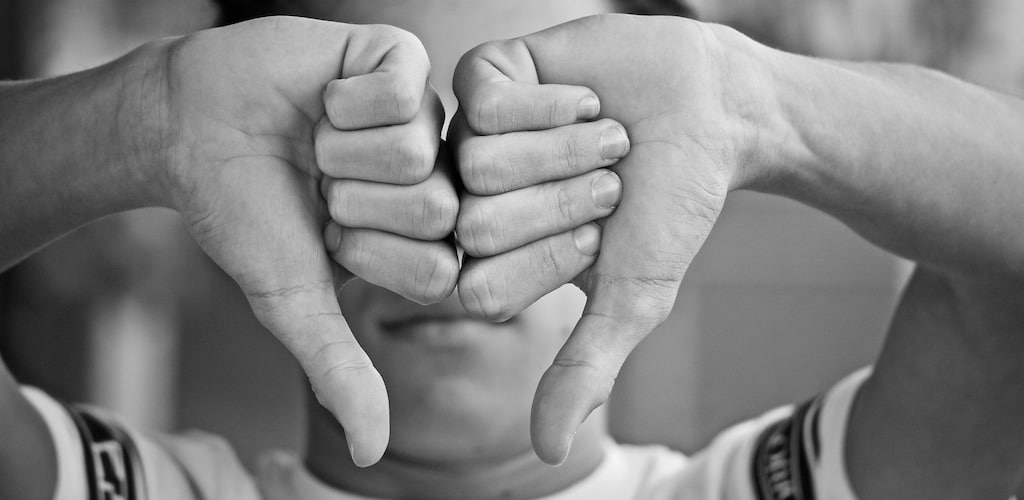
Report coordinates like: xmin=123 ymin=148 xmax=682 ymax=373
xmin=2 ymin=3 xmax=1024 ymax=500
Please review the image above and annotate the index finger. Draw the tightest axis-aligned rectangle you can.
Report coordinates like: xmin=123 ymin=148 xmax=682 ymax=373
xmin=324 ymin=25 xmax=432 ymax=130
xmin=453 ymin=39 xmax=600 ymax=135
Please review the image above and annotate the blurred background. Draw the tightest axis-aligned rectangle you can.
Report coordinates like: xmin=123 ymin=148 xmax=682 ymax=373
xmin=2 ymin=0 xmax=1023 ymax=468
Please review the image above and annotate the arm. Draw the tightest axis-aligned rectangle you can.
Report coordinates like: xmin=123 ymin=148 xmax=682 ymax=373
xmin=0 ymin=361 xmax=55 ymax=500
xmin=0 ymin=16 xmax=456 ymax=468
xmin=752 ymin=33 xmax=1024 ymax=500
xmin=758 ymin=47 xmax=1024 ymax=287
xmin=454 ymin=14 xmax=1024 ymax=496
xmin=0 ymin=45 xmax=168 ymax=271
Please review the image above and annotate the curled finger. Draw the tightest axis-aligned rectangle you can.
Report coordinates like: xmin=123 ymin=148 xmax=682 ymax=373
xmin=458 ymin=224 xmax=601 ymax=322
xmin=325 ymin=224 xmax=459 ymax=305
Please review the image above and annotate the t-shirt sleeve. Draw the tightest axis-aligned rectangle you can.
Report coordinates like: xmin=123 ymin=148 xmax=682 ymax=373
xmin=664 ymin=368 xmax=871 ymax=500
xmin=21 ymin=387 xmax=262 ymax=500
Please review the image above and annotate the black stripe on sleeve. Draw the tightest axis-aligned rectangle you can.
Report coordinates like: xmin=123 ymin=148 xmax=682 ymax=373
xmin=750 ymin=397 xmax=820 ymax=500
xmin=63 ymin=403 xmax=148 ymax=500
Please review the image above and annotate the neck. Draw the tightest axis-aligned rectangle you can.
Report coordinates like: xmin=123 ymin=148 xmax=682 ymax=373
xmin=304 ymin=407 xmax=608 ymax=500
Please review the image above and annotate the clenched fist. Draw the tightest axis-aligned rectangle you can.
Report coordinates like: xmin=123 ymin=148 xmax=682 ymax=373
xmin=453 ymin=14 xmax=774 ymax=464
xmin=159 ymin=16 xmax=442 ymax=467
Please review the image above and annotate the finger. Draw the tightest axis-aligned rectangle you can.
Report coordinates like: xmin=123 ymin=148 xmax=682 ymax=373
xmin=458 ymin=169 xmax=621 ymax=257
xmin=325 ymin=25 xmax=431 ymax=129
xmin=323 ymin=162 xmax=458 ymax=241
xmin=325 ymin=224 xmax=459 ymax=305
xmin=530 ymin=276 xmax=680 ymax=466
xmin=458 ymin=224 xmax=600 ymax=322
xmin=211 ymin=158 xmax=391 ymax=468
xmin=246 ymin=262 xmax=388 ymax=468
xmin=530 ymin=166 xmax=725 ymax=465
xmin=453 ymin=39 xmax=599 ymax=135
xmin=457 ymin=118 xmax=629 ymax=195
xmin=316 ymin=89 xmax=443 ymax=184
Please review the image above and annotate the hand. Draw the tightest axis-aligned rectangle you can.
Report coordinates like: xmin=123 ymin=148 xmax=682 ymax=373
xmin=449 ymin=102 xmax=628 ymax=321
xmin=319 ymin=90 xmax=459 ymax=305
xmin=454 ymin=14 xmax=770 ymax=464
xmin=157 ymin=16 xmax=436 ymax=467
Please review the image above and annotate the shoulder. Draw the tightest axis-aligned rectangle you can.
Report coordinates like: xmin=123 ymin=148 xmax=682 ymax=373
xmin=614 ymin=442 xmax=690 ymax=482
xmin=22 ymin=387 xmax=263 ymax=500
xmin=143 ymin=429 xmax=263 ymax=500
xmin=648 ymin=368 xmax=870 ymax=500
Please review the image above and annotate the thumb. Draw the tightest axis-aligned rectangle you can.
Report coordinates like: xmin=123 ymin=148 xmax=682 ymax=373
xmin=530 ymin=278 xmax=672 ymax=465
xmin=248 ymin=281 xmax=389 ymax=468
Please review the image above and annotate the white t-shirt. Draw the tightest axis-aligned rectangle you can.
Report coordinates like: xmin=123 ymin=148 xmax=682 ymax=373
xmin=24 ymin=369 xmax=869 ymax=500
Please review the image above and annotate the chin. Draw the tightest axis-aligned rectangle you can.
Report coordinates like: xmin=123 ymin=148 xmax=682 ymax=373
xmin=386 ymin=375 xmax=534 ymax=465
xmin=337 ymin=283 xmax=586 ymax=463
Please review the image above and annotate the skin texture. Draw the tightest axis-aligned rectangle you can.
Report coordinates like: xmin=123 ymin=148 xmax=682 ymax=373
xmin=306 ymin=1 xmax=630 ymax=497
xmin=0 ymin=16 xmax=458 ymax=469
xmin=159 ymin=18 xmax=450 ymax=467
xmin=456 ymin=13 xmax=1024 ymax=498
xmin=454 ymin=14 xmax=767 ymax=465
xmin=3 ymin=6 xmax=1024 ymax=500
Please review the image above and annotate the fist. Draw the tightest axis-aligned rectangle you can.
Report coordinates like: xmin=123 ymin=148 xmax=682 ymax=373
xmin=453 ymin=14 xmax=771 ymax=464
xmin=159 ymin=16 xmax=442 ymax=467
xmin=319 ymin=86 xmax=460 ymax=306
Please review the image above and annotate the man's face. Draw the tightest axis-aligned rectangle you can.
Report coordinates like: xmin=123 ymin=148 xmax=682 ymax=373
xmin=304 ymin=0 xmax=615 ymax=463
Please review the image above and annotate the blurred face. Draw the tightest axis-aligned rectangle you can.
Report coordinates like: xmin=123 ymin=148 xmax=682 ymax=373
xmin=337 ymin=284 xmax=584 ymax=463
xmin=303 ymin=0 xmax=616 ymax=464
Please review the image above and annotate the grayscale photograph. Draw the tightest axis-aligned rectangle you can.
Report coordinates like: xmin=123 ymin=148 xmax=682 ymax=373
xmin=1 ymin=1 xmax=1023 ymax=499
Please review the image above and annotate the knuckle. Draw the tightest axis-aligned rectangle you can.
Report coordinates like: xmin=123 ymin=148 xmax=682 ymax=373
xmin=531 ymin=238 xmax=565 ymax=278
xmin=589 ymin=274 xmax=680 ymax=327
xmin=318 ymin=353 xmax=375 ymax=379
xmin=551 ymin=184 xmax=579 ymax=223
xmin=560 ymin=133 xmax=587 ymax=173
xmin=309 ymin=339 xmax=373 ymax=380
xmin=547 ymin=95 xmax=574 ymax=128
xmin=325 ymin=182 xmax=355 ymax=225
xmin=412 ymin=251 xmax=458 ymax=304
xmin=388 ymin=78 xmax=420 ymax=123
xmin=314 ymin=136 xmax=333 ymax=176
xmin=418 ymin=190 xmax=459 ymax=239
xmin=313 ymin=121 xmax=339 ymax=176
xmin=470 ymin=87 xmax=503 ymax=135
xmin=459 ymin=265 xmax=513 ymax=322
xmin=460 ymin=142 xmax=499 ymax=195
xmin=371 ymin=23 xmax=408 ymax=42
xmin=322 ymin=80 xmax=345 ymax=124
xmin=456 ymin=201 xmax=501 ymax=257
xmin=390 ymin=140 xmax=433 ymax=184
xmin=376 ymin=24 xmax=427 ymax=60
xmin=338 ymin=231 xmax=376 ymax=270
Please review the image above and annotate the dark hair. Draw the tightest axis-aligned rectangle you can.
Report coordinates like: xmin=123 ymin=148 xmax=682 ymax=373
xmin=214 ymin=0 xmax=290 ymax=25
xmin=213 ymin=0 xmax=696 ymax=26
xmin=627 ymin=0 xmax=697 ymax=18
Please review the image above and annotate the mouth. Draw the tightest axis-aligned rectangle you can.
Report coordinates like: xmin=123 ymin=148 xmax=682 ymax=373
xmin=378 ymin=314 xmax=520 ymax=344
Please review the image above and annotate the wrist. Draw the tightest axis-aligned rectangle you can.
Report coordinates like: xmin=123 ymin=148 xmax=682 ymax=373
xmin=114 ymin=38 xmax=180 ymax=208
xmin=703 ymin=23 xmax=813 ymax=193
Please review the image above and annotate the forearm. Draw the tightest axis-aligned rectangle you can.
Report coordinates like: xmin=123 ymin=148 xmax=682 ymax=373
xmin=847 ymin=267 xmax=1024 ymax=499
xmin=0 ymin=41 xmax=172 ymax=271
xmin=743 ymin=33 xmax=1024 ymax=286
xmin=0 ymin=361 xmax=56 ymax=500
xmin=728 ymin=35 xmax=1024 ymax=496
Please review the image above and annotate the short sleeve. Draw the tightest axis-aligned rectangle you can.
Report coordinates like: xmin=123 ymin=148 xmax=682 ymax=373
xmin=662 ymin=368 xmax=872 ymax=500
xmin=21 ymin=387 xmax=262 ymax=500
